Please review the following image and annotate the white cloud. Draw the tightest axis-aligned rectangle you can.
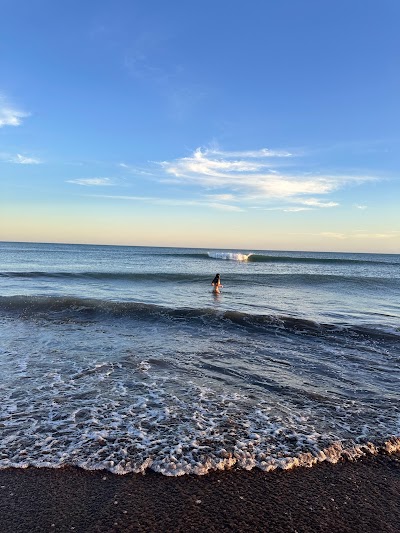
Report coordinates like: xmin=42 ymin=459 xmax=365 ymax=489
xmin=354 ymin=204 xmax=368 ymax=209
xmin=161 ymin=147 xmax=268 ymax=177
xmin=119 ymin=162 xmax=156 ymax=176
xmin=79 ymin=146 xmax=378 ymax=216
xmin=13 ymin=154 xmax=41 ymax=164
xmin=283 ymin=207 xmax=313 ymax=212
xmin=158 ymin=147 xmax=375 ymax=204
xmin=249 ymin=201 xmax=333 ymax=212
xmin=319 ymin=232 xmax=347 ymax=239
xmin=205 ymin=193 xmax=235 ymax=201
xmin=206 ymin=202 xmax=242 ymax=212
xmin=67 ymin=178 xmax=115 ymax=186
xmin=292 ymin=230 xmax=400 ymax=240
xmin=86 ymin=194 xmax=243 ymax=211
xmin=297 ymin=198 xmax=339 ymax=208
xmin=0 ymin=152 xmax=41 ymax=164
xmin=0 ymin=97 xmax=29 ymax=127
xmin=352 ymin=231 xmax=398 ymax=239
xmin=209 ymin=148 xmax=293 ymax=158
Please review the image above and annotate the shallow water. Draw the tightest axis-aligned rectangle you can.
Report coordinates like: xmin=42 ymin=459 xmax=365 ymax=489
xmin=0 ymin=242 xmax=399 ymax=475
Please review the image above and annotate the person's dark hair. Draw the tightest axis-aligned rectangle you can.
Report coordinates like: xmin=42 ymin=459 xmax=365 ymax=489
xmin=212 ymin=273 xmax=220 ymax=284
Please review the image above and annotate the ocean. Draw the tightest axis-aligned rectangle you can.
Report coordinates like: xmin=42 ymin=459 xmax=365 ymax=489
xmin=0 ymin=241 xmax=399 ymax=476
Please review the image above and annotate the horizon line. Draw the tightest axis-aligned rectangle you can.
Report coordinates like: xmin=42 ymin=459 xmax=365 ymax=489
xmin=0 ymin=239 xmax=397 ymax=256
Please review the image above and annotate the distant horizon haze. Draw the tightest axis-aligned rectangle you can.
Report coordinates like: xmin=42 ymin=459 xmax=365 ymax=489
xmin=1 ymin=239 xmax=398 ymax=255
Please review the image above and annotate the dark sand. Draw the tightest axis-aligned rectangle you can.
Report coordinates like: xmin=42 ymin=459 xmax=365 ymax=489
xmin=0 ymin=454 xmax=399 ymax=533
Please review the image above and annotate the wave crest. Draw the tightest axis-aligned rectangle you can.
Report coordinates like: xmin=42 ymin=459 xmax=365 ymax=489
xmin=0 ymin=295 xmax=398 ymax=341
xmin=208 ymin=252 xmax=252 ymax=261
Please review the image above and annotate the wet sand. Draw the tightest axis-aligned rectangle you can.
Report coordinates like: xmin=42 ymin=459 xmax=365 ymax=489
xmin=0 ymin=454 xmax=399 ymax=532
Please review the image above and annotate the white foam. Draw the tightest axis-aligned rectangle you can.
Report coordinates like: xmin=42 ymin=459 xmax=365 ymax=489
xmin=1 ymin=370 xmax=399 ymax=476
xmin=1 ymin=314 xmax=398 ymax=477
xmin=208 ymin=252 xmax=252 ymax=261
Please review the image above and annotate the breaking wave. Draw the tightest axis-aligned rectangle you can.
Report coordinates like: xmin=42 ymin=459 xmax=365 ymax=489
xmin=207 ymin=252 xmax=396 ymax=265
xmin=208 ymin=252 xmax=252 ymax=261
xmin=0 ymin=295 xmax=398 ymax=341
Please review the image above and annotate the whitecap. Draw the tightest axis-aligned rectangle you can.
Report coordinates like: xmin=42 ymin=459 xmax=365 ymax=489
xmin=208 ymin=251 xmax=252 ymax=261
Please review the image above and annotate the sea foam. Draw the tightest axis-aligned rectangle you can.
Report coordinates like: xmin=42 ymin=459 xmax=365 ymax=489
xmin=208 ymin=251 xmax=252 ymax=261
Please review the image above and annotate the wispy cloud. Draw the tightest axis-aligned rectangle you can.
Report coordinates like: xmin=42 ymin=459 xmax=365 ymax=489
xmin=119 ymin=162 xmax=156 ymax=176
xmin=319 ymin=232 xmax=347 ymax=239
xmin=0 ymin=96 xmax=29 ymax=127
xmin=293 ymin=230 xmax=400 ymax=240
xmin=12 ymin=154 xmax=41 ymax=164
xmin=0 ymin=152 xmax=41 ymax=164
xmin=354 ymin=204 xmax=368 ymax=209
xmin=297 ymin=198 xmax=339 ymax=208
xmin=251 ymin=197 xmax=339 ymax=210
xmin=283 ymin=207 xmax=313 ymax=212
xmin=76 ymin=145 xmax=379 ymax=216
xmin=160 ymin=147 xmax=276 ymax=178
xmin=352 ymin=231 xmax=399 ymax=239
xmin=205 ymin=193 xmax=236 ymax=202
xmin=210 ymin=148 xmax=293 ymax=158
xmin=86 ymin=194 xmax=243 ymax=211
xmin=157 ymin=147 xmax=375 ymax=207
xmin=67 ymin=178 xmax=115 ymax=186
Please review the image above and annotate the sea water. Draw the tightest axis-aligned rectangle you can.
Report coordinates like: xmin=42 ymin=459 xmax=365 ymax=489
xmin=0 ymin=242 xmax=399 ymax=475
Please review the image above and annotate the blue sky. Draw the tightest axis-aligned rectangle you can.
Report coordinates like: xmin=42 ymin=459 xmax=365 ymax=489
xmin=1 ymin=0 xmax=399 ymax=252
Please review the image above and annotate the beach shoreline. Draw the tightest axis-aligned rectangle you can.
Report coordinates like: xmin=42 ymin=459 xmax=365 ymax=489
xmin=0 ymin=453 xmax=399 ymax=533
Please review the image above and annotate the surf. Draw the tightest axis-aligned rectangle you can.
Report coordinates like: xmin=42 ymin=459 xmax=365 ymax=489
xmin=208 ymin=251 xmax=252 ymax=261
xmin=1 ymin=295 xmax=398 ymax=342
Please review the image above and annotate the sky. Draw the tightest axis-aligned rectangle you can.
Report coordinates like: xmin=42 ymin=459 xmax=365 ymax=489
xmin=0 ymin=0 xmax=399 ymax=252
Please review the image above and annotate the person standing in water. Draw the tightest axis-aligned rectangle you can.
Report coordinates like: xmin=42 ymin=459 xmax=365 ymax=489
xmin=211 ymin=273 xmax=223 ymax=293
